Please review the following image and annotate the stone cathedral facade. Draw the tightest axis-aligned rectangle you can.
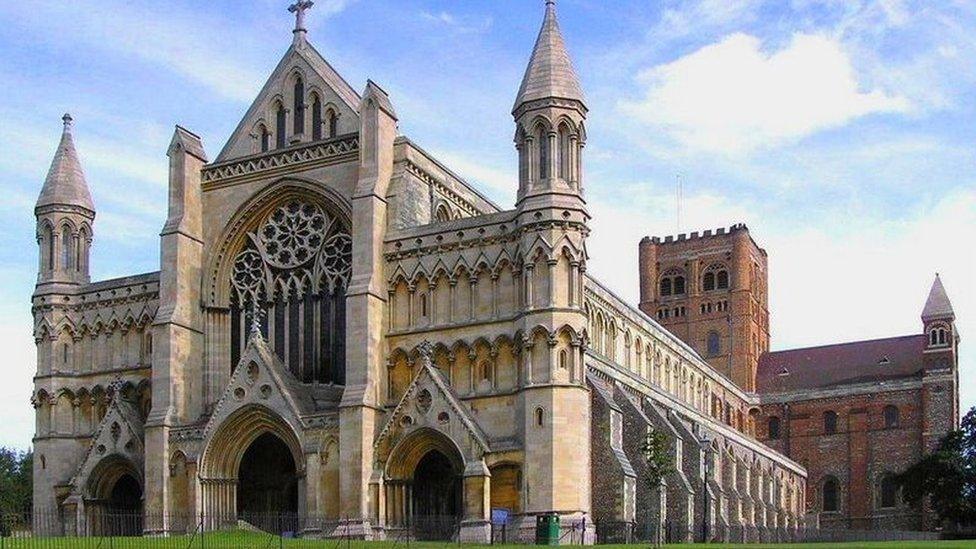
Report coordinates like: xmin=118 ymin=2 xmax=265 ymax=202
xmin=30 ymin=2 xmax=806 ymax=543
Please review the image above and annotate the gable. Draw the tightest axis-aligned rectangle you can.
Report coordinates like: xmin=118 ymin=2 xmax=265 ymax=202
xmin=70 ymin=388 xmax=145 ymax=496
xmin=202 ymin=330 xmax=314 ymax=445
xmin=374 ymin=345 xmax=491 ymax=465
xmin=215 ymin=40 xmax=362 ymax=162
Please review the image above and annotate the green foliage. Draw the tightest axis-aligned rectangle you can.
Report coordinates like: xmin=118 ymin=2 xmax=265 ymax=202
xmin=640 ymin=429 xmax=674 ymax=489
xmin=0 ymin=447 xmax=32 ymax=515
xmin=897 ymin=407 xmax=976 ymax=525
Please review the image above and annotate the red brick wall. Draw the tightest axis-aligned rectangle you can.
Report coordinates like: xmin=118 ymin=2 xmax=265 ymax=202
xmin=638 ymin=225 xmax=769 ymax=392
xmin=758 ymin=388 xmax=927 ymax=530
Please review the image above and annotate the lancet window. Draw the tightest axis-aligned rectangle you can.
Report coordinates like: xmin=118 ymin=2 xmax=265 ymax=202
xmin=229 ymin=199 xmax=351 ymax=383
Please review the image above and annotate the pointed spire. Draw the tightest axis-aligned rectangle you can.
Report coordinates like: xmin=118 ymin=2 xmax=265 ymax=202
xmin=513 ymin=0 xmax=586 ymax=115
xmin=36 ymin=113 xmax=94 ymax=214
xmin=922 ymin=273 xmax=955 ymax=321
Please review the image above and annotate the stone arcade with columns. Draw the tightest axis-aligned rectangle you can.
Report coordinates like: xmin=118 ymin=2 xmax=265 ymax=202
xmin=30 ymin=1 xmax=805 ymax=543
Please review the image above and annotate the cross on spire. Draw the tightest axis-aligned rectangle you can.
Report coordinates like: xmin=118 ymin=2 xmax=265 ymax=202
xmin=289 ymin=0 xmax=314 ymax=33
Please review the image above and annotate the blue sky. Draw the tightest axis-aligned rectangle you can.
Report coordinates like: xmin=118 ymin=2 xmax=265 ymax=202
xmin=0 ymin=0 xmax=973 ymax=449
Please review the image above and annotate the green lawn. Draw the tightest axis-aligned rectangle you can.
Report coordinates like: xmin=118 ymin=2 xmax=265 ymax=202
xmin=2 ymin=534 xmax=973 ymax=549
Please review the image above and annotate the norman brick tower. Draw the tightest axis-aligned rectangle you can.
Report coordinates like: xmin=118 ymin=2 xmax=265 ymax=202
xmin=638 ymin=224 xmax=770 ymax=391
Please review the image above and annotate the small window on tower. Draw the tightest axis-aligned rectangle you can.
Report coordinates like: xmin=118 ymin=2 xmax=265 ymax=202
xmin=703 ymin=272 xmax=715 ymax=291
xmin=660 ymin=278 xmax=672 ymax=297
xmin=879 ymin=475 xmax=898 ymax=508
xmin=717 ymin=270 xmax=730 ymax=289
xmin=538 ymin=127 xmax=549 ymax=180
xmin=674 ymin=276 xmax=686 ymax=295
xmin=768 ymin=416 xmax=781 ymax=440
xmin=707 ymin=331 xmax=721 ymax=357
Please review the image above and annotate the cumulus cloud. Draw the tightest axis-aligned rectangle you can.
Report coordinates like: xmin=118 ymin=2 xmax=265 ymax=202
xmin=585 ymin=186 xmax=976 ymax=409
xmin=621 ymin=32 xmax=909 ymax=154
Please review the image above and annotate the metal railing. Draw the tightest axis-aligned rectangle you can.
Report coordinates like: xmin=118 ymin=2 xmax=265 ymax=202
xmin=1 ymin=510 xmax=952 ymax=547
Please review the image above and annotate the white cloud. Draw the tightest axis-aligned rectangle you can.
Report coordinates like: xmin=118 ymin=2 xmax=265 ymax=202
xmin=621 ymin=32 xmax=909 ymax=154
xmin=428 ymin=150 xmax=515 ymax=206
xmin=317 ymin=0 xmax=359 ymax=17
xmin=586 ymin=186 xmax=976 ymax=411
xmin=0 ymin=2 xmax=265 ymax=103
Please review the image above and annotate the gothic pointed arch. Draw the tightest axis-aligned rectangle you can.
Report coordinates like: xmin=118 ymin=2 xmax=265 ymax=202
xmin=207 ymin=179 xmax=351 ymax=383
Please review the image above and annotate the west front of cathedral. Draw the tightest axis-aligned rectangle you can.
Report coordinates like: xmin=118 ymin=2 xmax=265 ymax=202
xmin=30 ymin=1 xmax=807 ymax=543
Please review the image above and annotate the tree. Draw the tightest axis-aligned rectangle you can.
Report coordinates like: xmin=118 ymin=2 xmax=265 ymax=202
xmin=640 ymin=429 xmax=674 ymax=548
xmin=897 ymin=407 xmax=976 ymax=526
xmin=0 ymin=447 xmax=33 ymax=517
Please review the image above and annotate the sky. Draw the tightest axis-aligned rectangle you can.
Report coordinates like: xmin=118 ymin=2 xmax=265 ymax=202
xmin=0 ymin=0 xmax=973 ymax=450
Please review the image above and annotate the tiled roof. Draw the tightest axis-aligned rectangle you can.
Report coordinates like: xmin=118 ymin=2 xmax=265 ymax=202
xmin=757 ymin=334 xmax=928 ymax=394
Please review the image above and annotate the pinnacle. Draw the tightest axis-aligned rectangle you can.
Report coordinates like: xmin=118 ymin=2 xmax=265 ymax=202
xmin=36 ymin=114 xmax=95 ymax=214
xmin=513 ymin=0 xmax=586 ymax=115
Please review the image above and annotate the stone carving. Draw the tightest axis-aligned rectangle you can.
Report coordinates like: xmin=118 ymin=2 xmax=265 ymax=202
xmin=231 ymin=199 xmax=351 ymax=305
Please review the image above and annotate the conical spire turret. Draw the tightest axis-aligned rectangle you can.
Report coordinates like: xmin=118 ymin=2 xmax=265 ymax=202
xmin=512 ymin=0 xmax=588 ymax=206
xmin=35 ymin=114 xmax=95 ymax=214
xmin=512 ymin=0 xmax=586 ymax=117
xmin=35 ymin=114 xmax=95 ymax=287
xmin=922 ymin=273 xmax=954 ymax=322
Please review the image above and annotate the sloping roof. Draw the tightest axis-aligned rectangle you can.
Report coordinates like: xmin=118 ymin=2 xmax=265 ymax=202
xmin=36 ymin=114 xmax=94 ymax=213
xmin=513 ymin=0 xmax=585 ymax=113
xmin=922 ymin=274 xmax=954 ymax=320
xmin=757 ymin=334 xmax=928 ymax=394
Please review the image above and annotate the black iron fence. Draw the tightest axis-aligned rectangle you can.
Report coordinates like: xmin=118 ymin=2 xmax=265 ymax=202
xmin=0 ymin=510 xmax=952 ymax=547
xmin=0 ymin=510 xmax=464 ymax=548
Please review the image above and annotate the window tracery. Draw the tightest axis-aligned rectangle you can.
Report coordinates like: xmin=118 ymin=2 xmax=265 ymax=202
xmin=230 ymin=199 xmax=351 ymax=383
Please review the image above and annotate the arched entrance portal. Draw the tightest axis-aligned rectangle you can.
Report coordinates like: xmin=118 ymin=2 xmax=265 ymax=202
xmin=234 ymin=432 xmax=299 ymax=534
xmin=412 ymin=450 xmax=461 ymax=539
xmin=87 ymin=457 xmax=143 ymax=536
xmin=237 ymin=432 xmax=299 ymax=517
xmin=198 ymin=405 xmax=305 ymax=532
xmin=384 ymin=428 xmax=465 ymax=540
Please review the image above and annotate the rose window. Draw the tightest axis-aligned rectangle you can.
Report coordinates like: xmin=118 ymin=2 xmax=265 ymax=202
xmin=229 ymin=198 xmax=350 ymax=384
xmin=259 ymin=201 xmax=328 ymax=269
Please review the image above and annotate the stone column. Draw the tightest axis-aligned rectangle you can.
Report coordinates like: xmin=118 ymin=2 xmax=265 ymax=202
xmin=459 ymin=461 xmax=491 ymax=543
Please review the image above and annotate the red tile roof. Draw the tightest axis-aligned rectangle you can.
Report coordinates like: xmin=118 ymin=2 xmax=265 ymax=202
xmin=757 ymin=334 xmax=928 ymax=394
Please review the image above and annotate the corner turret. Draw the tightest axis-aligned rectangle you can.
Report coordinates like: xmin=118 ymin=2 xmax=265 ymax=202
xmin=35 ymin=114 xmax=95 ymax=288
xmin=513 ymin=0 xmax=588 ymax=212
xmin=922 ymin=274 xmax=957 ymax=349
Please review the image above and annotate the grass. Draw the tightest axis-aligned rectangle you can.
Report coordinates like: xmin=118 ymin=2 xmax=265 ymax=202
xmin=2 ymin=534 xmax=975 ymax=549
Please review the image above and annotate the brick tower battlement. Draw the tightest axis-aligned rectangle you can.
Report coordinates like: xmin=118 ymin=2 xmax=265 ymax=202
xmin=638 ymin=223 xmax=770 ymax=391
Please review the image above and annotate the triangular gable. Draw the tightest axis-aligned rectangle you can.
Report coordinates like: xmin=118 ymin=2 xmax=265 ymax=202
xmin=375 ymin=344 xmax=490 ymax=456
xmin=202 ymin=330 xmax=314 ymax=444
xmin=70 ymin=383 xmax=145 ymax=495
xmin=215 ymin=40 xmax=362 ymax=162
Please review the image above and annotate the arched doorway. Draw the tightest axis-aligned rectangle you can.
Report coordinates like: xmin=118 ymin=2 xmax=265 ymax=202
xmin=412 ymin=450 xmax=461 ymax=539
xmin=384 ymin=428 xmax=465 ymax=540
xmin=237 ymin=432 xmax=298 ymax=529
xmin=106 ymin=473 xmax=143 ymax=536
xmin=86 ymin=457 xmax=143 ymax=537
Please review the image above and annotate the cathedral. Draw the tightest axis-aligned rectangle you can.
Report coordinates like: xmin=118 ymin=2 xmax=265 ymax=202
xmin=29 ymin=0 xmax=886 ymax=543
